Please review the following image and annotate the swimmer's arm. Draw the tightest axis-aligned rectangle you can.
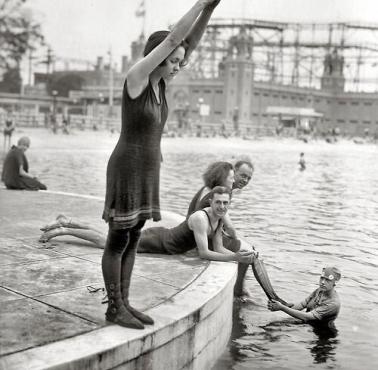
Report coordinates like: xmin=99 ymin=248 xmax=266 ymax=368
xmin=182 ymin=1 xmax=220 ymax=64
xmin=268 ymin=300 xmax=316 ymax=321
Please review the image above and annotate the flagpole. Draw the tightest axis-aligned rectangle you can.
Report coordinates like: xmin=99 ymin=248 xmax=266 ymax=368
xmin=135 ymin=0 xmax=146 ymax=37
xmin=108 ymin=47 xmax=114 ymax=116
xmin=143 ymin=0 xmax=146 ymax=37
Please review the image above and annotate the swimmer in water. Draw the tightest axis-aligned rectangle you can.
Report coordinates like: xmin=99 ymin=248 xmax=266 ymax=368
xmin=267 ymin=266 xmax=341 ymax=328
xmin=299 ymin=152 xmax=306 ymax=171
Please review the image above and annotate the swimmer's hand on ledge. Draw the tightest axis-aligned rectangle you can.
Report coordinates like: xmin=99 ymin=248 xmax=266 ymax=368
xmin=251 ymin=245 xmax=259 ymax=258
xmin=268 ymin=299 xmax=294 ymax=311
xmin=235 ymin=250 xmax=257 ymax=264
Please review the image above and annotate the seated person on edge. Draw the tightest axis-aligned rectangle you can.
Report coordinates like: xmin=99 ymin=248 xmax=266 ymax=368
xmin=1 ymin=136 xmax=47 ymax=190
xmin=268 ymin=267 xmax=341 ymax=328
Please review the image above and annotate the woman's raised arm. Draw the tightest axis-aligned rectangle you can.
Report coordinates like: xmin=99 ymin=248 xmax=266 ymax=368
xmin=127 ymin=0 xmax=220 ymax=88
xmin=182 ymin=0 xmax=220 ymax=65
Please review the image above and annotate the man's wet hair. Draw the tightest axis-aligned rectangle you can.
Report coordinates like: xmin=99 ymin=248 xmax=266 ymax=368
xmin=208 ymin=186 xmax=232 ymax=199
xmin=234 ymin=159 xmax=254 ymax=171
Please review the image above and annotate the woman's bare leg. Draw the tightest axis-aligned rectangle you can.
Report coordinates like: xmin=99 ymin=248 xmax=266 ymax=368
xmin=39 ymin=227 xmax=106 ymax=248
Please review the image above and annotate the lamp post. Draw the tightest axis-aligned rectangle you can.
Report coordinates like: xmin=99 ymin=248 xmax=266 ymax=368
xmin=98 ymin=93 xmax=105 ymax=129
xmin=52 ymin=90 xmax=58 ymax=115
xmin=51 ymin=90 xmax=58 ymax=134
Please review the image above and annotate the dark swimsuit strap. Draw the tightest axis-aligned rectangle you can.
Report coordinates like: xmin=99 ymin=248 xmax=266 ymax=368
xmin=202 ymin=210 xmax=221 ymax=235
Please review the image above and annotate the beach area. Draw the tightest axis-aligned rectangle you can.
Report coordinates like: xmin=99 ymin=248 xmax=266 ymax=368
xmin=1 ymin=127 xmax=378 ymax=369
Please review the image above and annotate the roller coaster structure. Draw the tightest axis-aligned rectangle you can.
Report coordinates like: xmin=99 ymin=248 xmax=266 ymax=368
xmin=190 ymin=18 xmax=378 ymax=92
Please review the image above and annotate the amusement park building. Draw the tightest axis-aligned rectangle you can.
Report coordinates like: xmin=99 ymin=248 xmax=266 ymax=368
xmin=168 ymin=32 xmax=378 ymax=137
xmin=2 ymin=20 xmax=378 ymax=137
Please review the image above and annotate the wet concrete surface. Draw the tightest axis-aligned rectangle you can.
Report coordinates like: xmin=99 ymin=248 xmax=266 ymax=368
xmin=0 ymin=189 xmax=209 ymax=359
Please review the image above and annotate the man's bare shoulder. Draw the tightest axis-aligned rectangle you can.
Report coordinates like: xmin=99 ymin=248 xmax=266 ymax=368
xmin=188 ymin=210 xmax=208 ymax=230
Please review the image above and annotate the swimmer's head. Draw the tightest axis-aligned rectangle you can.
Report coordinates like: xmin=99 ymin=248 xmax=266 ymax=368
xmin=321 ymin=266 xmax=341 ymax=282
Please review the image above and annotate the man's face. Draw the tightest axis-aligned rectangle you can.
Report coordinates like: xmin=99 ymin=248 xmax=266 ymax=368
xmin=319 ymin=276 xmax=336 ymax=292
xmin=210 ymin=193 xmax=230 ymax=218
xmin=234 ymin=164 xmax=253 ymax=189
xmin=19 ymin=142 xmax=30 ymax=152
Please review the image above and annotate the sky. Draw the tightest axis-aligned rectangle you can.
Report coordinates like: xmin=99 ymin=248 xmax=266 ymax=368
xmin=24 ymin=0 xmax=378 ymax=73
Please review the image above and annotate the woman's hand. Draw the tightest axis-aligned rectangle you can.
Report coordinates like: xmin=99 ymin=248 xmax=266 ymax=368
xmin=267 ymin=299 xmax=283 ymax=311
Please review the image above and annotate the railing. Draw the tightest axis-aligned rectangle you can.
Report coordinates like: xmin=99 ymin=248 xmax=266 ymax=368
xmin=0 ymin=113 xmax=120 ymax=131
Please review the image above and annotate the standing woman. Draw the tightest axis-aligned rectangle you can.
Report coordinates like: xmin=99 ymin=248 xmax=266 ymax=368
xmin=102 ymin=0 xmax=221 ymax=329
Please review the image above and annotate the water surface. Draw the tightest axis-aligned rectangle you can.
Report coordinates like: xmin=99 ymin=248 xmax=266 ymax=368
xmin=15 ymin=129 xmax=378 ymax=369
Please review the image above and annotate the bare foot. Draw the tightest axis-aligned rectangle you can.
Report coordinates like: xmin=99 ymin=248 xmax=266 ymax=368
xmin=234 ymin=287 xmax=253 ymax=302
xmin=235 ymin=295 xmax=255 ymax=304
xmin=39 ymin=232 xmax=50 ymax=243
xmin=38 ymin=228 xmax=62 ymax=243
xmin=40 ymin=214 xmax=69 ymax=231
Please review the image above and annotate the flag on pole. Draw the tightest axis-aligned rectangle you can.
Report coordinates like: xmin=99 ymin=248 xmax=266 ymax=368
xmin=135 ymin=0 xmax=145 ymax=17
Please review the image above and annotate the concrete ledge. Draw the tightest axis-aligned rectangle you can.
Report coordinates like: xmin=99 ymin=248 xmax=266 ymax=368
xmin=0 ymin=190 xmax=237 ymax=370
xmin=1 ymin=262 xmax=235 ymax=370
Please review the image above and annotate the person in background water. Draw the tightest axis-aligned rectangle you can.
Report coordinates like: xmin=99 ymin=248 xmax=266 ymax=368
xmin=3 ymin=112 xmax=15 ymax=151
xmin=1 ymin=136 xmax=47 ymax=190
xmin=101 ymin=0 xmax=222 ymax=329
xmin=268 ymin=266 xmax=341 ymax=328
xmin=299 ymin=152 xmax=306 ymax=171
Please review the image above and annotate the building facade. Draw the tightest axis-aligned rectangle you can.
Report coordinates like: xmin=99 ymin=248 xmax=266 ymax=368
xmin=2 ymin=27 xmax=378 ymax=137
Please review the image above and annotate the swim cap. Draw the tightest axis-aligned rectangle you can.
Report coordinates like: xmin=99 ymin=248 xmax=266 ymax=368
xmin=143 ymin=31 xmax=170 ymax=57
xmin=321 ymin=267 xmax=341 ymax=281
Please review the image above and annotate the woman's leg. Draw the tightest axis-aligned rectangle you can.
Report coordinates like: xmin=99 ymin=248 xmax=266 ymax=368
xmin=39 ymin=227 xmax=106 ymax=248
xmin=101 ymin=225 xmax=144 ymax=329
xmin=121 ymin=221 xmax=154 ymax=325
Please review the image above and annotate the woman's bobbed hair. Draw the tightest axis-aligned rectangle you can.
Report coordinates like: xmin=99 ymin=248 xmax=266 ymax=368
xmin=143 ymin=31 xmax=170 ymax=57
xmin=203 ymin=161 xmax=234 ymax=189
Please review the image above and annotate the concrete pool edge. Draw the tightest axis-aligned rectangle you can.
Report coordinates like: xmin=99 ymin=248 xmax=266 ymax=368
xmin=1 ymin=261 xmax=236 ymax=370
xmin=0 ymin=189 xmax=237 ymax=370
